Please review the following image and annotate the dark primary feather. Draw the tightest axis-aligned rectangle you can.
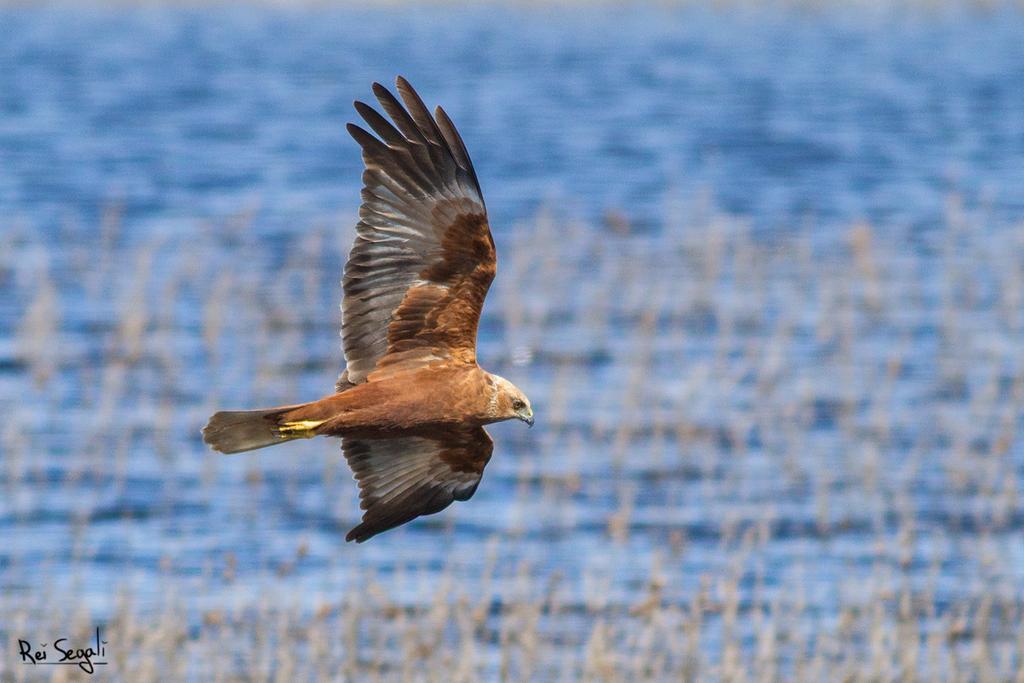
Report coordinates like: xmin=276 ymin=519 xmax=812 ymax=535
xmin=342 ymin=427 xmax=493 ymax=542
xmin=433 ymin=105 xmax=482 ymax=198
xmin=340 ymin=78 xmax=495 ymax=387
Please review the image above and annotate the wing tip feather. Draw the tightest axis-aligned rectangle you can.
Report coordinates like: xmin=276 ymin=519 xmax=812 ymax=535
xmin=345 ymin=121 xmax=364 ymax=138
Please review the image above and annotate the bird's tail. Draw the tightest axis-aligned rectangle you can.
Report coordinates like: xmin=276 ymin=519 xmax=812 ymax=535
xmin=202 ymin=403 xmax=327 ymax=454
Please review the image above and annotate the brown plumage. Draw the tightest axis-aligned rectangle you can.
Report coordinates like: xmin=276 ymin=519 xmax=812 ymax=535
xmin=202 ymin=77 xmax=533 ymax=543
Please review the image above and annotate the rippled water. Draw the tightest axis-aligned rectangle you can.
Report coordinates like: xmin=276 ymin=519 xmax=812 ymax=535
xmin=1 ymin=3 xmax=1023 ymax=679
xmin=3 ymin=4 xmax=1024 ymax=232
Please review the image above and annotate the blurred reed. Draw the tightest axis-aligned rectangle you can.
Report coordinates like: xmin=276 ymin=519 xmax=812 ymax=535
xmin=0 ymin=190 xmax=1022 ymax=681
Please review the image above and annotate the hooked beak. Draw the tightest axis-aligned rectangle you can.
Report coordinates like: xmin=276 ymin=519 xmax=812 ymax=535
xmin=519 ymin=410 xmax=534 ymax=428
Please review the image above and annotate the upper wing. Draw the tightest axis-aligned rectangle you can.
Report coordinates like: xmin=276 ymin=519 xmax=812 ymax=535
xmin=342 ymin=426 xmax=493 ymax=542
xmin=340 ymin=77 xmax=495 ymax=388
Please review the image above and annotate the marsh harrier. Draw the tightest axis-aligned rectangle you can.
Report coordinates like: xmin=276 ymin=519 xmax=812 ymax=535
xmin=203 ymin=77 xmax=533 ymax=542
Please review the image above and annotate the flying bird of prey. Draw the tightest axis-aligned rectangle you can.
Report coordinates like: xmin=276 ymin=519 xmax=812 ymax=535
xmin=202 ymin=77 xmax=533 ymax=542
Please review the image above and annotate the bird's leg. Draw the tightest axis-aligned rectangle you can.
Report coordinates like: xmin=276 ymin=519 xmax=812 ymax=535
xmin=275 ymin=420 xmax=326 ymax=440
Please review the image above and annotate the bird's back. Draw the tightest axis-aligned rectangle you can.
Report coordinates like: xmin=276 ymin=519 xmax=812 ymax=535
xmin=279 ymin=364 xmax=494 ymax=437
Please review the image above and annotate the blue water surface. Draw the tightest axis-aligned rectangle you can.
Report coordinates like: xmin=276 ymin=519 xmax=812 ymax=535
xmin=1 ymin=3 xmax=1023 ymax=678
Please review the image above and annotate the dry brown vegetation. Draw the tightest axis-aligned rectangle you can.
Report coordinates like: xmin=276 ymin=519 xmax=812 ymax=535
xmin=1 ymin=193 xmax=1023 ymax=681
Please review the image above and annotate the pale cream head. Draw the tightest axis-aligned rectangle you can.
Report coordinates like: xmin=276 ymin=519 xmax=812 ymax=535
xmin=487 ymin=374 xmax=534 ymax=426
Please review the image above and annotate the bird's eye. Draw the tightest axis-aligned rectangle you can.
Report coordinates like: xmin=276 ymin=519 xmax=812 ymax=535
xmin=512 ymin=399 xmax=524 ymax=411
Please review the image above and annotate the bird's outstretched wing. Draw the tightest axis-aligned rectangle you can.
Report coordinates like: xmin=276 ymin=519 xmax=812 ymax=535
xmin=339 ymin=77 xmax=495 ymax=389
xmin=342 ymin=427 xmax=493 ymax=542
